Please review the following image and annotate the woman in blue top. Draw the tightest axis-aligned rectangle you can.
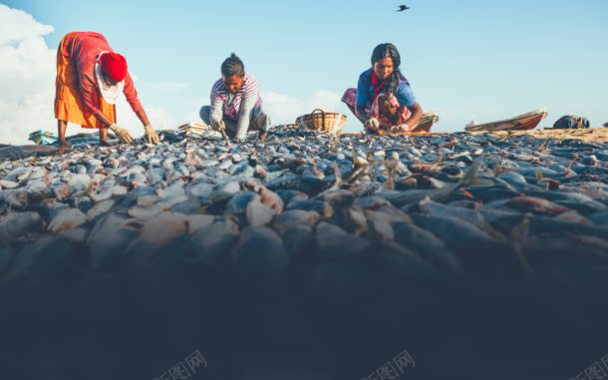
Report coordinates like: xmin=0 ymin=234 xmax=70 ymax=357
xmin=342 ymin=43 xmax=424 ymax=134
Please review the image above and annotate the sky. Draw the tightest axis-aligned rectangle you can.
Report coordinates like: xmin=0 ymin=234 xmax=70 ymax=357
xmin=0 ymin=0 xmax=607 ymax=143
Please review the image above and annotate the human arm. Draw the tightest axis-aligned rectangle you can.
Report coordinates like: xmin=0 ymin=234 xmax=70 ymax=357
xmin=403 ymin=103 xmax=424 ymax=129
xmin=233 ymin=74 xmax=261 ymax=139
xmin=134 ymin=109 xmax=159 ymax=144
xmin=395 ymin=84 xmax=423 ymax=129
xmin=355 ymin=72 xmax=371 ymax=123
xmin=355 ymin=105 xmax=370 ymax=124
xmin=122 ymin=73 xmax=144 ymax=116
xmin=75 ymin=69 xmax=131 ymax=143
xmin=209 ymin=81 xmax=225 ymax=127
xmin=234 ymin=96 xmax=256 ymax=139
xmin=120 ymin=75 xmax=158 ymax=143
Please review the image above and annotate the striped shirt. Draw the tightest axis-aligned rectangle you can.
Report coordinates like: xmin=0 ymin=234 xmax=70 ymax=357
xmin=209 ymin=73 xmax=263 ymax=139
xmin=209 ymin=72 xmax=262 ymax=120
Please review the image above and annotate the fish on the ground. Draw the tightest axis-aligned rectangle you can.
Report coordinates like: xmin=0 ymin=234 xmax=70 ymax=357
xmin=0 ymin=128 xmax=606 ymax=290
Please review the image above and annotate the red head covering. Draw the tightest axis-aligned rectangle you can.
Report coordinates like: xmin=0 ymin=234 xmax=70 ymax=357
xmin=99 ymin=52 xmax=128 ymax=82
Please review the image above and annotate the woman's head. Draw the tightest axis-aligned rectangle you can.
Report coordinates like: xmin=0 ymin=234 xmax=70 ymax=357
xmin=99 ymin=52 xmax=127 ymax=85
xmin=101 ymin=71 xmax=118 ymax=87
xmin=371 ymin=43 xmax=403 ymax=95
xmin=371 ymin=43 xmax=401 ymax=81
xmin=221 ymin=53 xmax=245 ymax=93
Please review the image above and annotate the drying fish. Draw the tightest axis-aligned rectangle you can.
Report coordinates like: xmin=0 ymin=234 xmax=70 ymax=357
xmin=47 ymin=208 xmax=87 ymax=232
xmin=315 ymin=222 xmax=370 ymax=260
xmin=0 ymin=127 xmax=606 ymax=293
xmin=287 ymin=200 xmax=334 ymax=220
xmin=186 ymin=218 xmax=237 ymax=263
xmin=0 ymin=211 xmax=42 ymax=240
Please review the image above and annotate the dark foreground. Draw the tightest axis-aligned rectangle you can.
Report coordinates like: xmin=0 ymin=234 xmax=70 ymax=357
xmin=1 ymin=130 xmax=608 ymax=379
xmin=1 ymin=241 xmax=607 ymax=380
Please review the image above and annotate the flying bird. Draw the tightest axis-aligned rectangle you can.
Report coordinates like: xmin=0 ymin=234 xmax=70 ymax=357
xmin=396 ymin=5 xmax=410 ymax=12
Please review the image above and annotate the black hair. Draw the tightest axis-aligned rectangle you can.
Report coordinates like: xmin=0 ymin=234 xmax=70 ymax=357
xmin=221 ymin=53 xmax=245 ymax=77
xmin=371 ymin=43 xmax=402 ymax=95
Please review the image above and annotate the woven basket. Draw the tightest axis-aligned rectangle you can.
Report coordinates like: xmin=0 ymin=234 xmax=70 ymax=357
xmin=295 ymin=109 xmax=347 ymax=136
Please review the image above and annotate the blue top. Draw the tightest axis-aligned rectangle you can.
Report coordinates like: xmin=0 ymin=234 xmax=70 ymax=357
xmin=356 ymin=68 xmax=417 ymax=108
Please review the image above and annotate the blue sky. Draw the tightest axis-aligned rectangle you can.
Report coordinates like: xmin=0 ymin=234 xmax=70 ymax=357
xmin=0 ymin=0 xmax=607 ymax=139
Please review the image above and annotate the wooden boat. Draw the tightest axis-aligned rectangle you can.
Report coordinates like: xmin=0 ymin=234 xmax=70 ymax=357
xmin=465 ymin=109 xmax=547 ymax=132
xmin=28 ymin=130 xmax=57 ymax=145
xmin=0 ymin=144 xmax=62 ymax=161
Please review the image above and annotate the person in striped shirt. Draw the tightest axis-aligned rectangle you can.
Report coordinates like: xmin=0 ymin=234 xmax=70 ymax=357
xmin=200 ymin=53 xmax=270 ymax=141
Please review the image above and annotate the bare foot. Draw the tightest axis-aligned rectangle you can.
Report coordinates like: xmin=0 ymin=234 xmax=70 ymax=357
xmin=58 ymin=139 xmax=71 ymax=150
xmin=258 ymin=130 xmax=268 ymax=142
xmin=99 ymin=140 xmax=112 ymax=147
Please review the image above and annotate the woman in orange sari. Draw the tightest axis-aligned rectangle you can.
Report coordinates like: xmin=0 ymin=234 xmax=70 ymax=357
xmin=54 ymin=32 xmax=159 ymax=148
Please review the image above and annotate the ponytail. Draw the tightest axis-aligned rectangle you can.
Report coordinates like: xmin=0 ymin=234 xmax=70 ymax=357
xmin=385 ymin=69 xmax=402 ymax=95
xmin=221 ymin=53 xmax=245 ymax=77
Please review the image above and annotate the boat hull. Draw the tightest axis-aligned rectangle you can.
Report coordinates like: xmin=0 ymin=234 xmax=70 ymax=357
xmin=465 ymin=110 xmax=548 ymax=132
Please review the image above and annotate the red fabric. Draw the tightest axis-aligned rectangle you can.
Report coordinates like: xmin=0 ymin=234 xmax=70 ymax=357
xmin=59 ymin=32 xmax=143 ymax=115
xmin=371 ymin=72 xmax=385 ymax=101
xmin=368 ymin=92 xmax=412 ymax=129
xmin=99 ymin=52 xmax=128 ymax=82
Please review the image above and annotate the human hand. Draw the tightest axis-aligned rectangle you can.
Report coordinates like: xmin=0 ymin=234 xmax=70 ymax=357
xmin=212 ymin=120 xmax=226 ymax=131
xmin=144 ymin=125 xmax=160 ymax=144
xmin=108 ymin=124 xmax=133 ymax=144
xmin=364 ymin=118 xmax=380 ymax=131
xmin=392 ymin=123 xmax=411 ymax=133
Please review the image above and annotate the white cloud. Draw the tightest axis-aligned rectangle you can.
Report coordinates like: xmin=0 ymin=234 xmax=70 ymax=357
xmin=0 ymin=4 xmax=176 ymax=144
xmin=262 ymin=90 xmax=343 ymax=125
xmin=0 ymin=5 xmax=53 ymax=46
xmin=0 ymin=4 xmax=56 ymax=145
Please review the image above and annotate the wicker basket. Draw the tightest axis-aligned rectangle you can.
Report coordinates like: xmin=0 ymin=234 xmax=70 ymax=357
xmin=295 ymin=109 xmax=347 ymax=136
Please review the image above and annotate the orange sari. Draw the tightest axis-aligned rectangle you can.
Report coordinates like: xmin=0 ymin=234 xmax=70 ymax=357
xmin=54 ymin=34 xmax=116 ymax=129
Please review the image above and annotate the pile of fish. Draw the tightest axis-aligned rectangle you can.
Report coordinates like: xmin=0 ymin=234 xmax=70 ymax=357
xmin=1 ymin=129 xmax=608 ymax=292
